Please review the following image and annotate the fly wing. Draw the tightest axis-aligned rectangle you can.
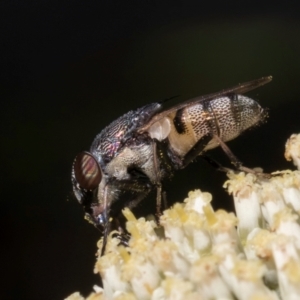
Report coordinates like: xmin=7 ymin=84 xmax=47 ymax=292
xmin=138 ymin=76 xmax=272 ymax=133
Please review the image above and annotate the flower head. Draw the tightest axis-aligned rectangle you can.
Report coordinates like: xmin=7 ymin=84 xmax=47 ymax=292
xmin=66 ymin=134 xmax=300 ymax=300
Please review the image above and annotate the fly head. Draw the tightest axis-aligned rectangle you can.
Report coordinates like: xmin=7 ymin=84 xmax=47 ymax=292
xmin=72 ymin=151 xmax=108 ymax=233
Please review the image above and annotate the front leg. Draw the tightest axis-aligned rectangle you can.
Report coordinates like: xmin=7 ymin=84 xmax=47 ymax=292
xmin=152 ymin=140 xmax=164 ymax=220
xmin=93 ymin=177 xmax=153 ymax=255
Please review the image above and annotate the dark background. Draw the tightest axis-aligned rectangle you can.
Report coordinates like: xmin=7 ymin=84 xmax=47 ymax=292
xmin=2 ymin=1 xmax=300 ymax=299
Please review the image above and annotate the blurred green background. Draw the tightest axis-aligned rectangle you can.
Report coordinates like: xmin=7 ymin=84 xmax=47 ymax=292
xmin=1 ymin=1 xmax=300 ymax=299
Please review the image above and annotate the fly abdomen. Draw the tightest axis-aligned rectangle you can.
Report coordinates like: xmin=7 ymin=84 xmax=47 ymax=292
xmin=163 ymin=94 xmax=265 ymax=158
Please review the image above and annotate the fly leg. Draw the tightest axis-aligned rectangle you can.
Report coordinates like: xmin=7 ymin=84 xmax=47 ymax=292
xmin=99 ymin=220 xmax=129 ymax=253
xmin=152 ymin=140 xmax=163 ymax=222
xmin=201 ymin=154 xmax=233 ymax=173
xmin=181 ymin=135 xmax=212 ymax=168
xmin=100 ymin=185 xmax=113 ymax=256
xmin=99 ymin=203 xmax=130 ymax=255
xmin=212 ymin=134 xmax=270 ymax=178
xmin=183 ymin=137 xmax=235 ymax=174
xmin=155 ymin=184 xmax=163 ymax=224
xmin=101 ymin=221 xmax=110 ymax=256
xmin=111 ymin=218 xmax=130 ymax=247
xmin=112 ymin=232 xmax=130 ymax=247
xmin=180 ymin=133 xmax=269 ymax=178
xmin=162 ymin=191 xmax=168 ymax=211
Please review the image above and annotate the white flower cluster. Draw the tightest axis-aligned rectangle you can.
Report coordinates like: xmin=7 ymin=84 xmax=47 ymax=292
xmin=66 ymin=134 xmax=300 ymax=300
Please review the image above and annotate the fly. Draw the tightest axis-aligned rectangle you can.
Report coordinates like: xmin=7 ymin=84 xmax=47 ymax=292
xmin=71 ymin=76 xmax=272 ymax=254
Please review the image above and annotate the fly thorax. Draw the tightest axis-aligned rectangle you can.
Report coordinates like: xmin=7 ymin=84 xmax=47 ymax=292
xmin=104 ymin=144 xmax=156 ymax=182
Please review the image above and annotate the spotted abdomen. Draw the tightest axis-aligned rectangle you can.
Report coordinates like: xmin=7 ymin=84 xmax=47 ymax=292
xmin=148 ymin=94 xmax=265 ymax=158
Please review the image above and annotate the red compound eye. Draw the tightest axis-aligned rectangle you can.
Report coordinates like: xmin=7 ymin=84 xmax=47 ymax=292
xmin=73 ymin=152 xmax=102 ymax=190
